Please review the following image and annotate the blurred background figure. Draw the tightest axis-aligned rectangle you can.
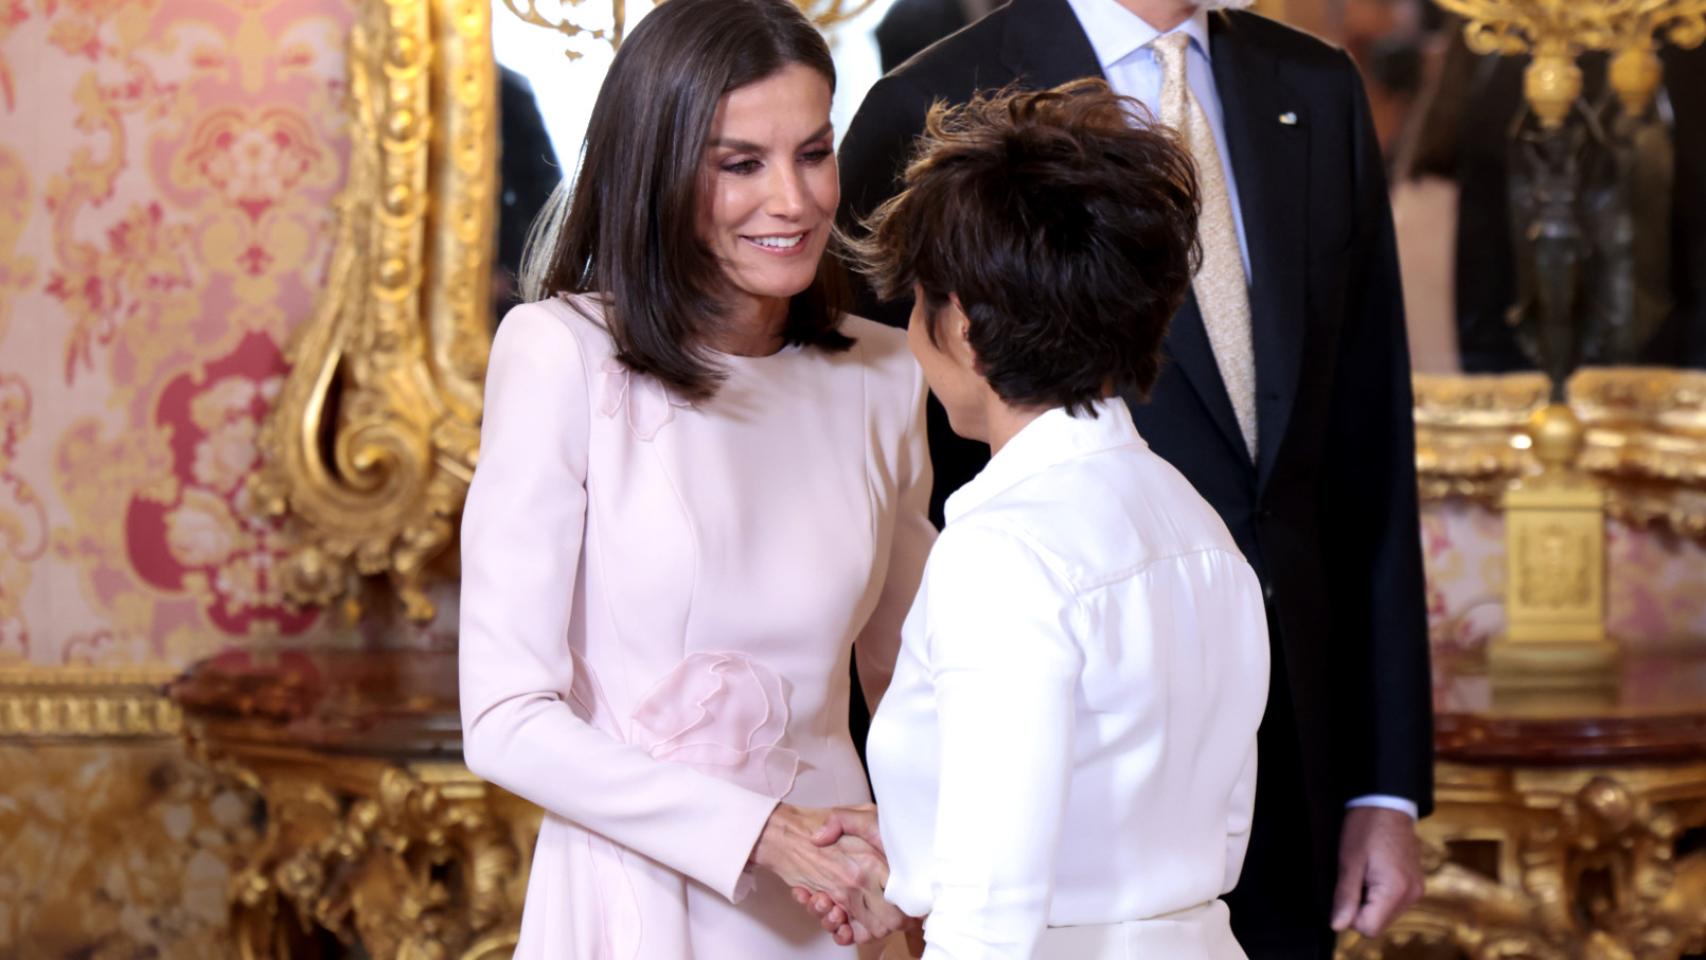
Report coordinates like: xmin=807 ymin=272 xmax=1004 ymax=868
xmin=1391 ymin=18 xmax=1706 ymax=373
xmin=494 ymin=66 xmax=560 ymax=319
xmin=871 ymin=0 xmax=992 ymax=71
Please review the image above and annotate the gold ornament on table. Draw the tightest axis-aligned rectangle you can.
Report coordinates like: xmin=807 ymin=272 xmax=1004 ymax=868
xmin=1424 ymin=0 xmax=1706 ymax=684
xmin=1433 ymin=0 xmax=1706 ymax=126
xmin=1492 ymin=403 xmax=1617 ymax=682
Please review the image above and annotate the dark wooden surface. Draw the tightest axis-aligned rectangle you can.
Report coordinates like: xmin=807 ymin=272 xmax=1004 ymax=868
xmin=1434 ymin=647 xmax=1706 ymax=766
xmin=170 ymin=642 xmax=1706 ymax=768
xmin=169 ymin=648 xmax=462 ymax=759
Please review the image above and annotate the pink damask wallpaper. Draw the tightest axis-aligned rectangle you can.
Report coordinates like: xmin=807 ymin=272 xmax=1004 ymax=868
xmin=0 ymin=2 xmax=363 ymax=954
xmin=0 ymin=0 xmax=356 ymax=668
xmin=1422 ymin=500 xmax=1706 ymax=655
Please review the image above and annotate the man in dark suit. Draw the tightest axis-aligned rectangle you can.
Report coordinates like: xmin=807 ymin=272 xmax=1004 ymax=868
xmin=839 ymin=0 xmax=1433 ymax=955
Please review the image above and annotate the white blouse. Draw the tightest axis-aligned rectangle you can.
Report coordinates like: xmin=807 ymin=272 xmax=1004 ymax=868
xmin=866 ymin=399 xmax=1271 ymax=959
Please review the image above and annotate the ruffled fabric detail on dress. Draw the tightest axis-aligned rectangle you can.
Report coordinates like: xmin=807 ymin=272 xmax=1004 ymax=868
xmin=632 ymin=652 xmax=800 ymax=901
xmin=630 ymin=652 xmax=801 ymax=799
xmin=564 ymin=649 xmax=801 ymax=957
xmin=597 ymin=357 xmax=692 ymax=441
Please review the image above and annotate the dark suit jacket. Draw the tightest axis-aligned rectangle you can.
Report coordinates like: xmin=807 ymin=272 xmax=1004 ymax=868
xmin=874 ymin=0 xmax=971 ymax=72
xmin=839 ymin=1 xmax=1434 ymax=943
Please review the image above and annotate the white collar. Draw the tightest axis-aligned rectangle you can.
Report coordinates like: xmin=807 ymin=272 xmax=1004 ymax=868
xmin=1064 ymin=0 xmax=1214 ymax=70
xmin=945 ymin=398 xmax=1147 ymax=524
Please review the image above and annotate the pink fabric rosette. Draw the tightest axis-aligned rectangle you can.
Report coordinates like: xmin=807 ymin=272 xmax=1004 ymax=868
xmin=629 ymin=651 xmax=802 ymax=902
xmin=629 ymin=651 xmax=800 ymax=799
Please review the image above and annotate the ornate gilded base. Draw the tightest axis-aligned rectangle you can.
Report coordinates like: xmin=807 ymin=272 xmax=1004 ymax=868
xmin=221 ymin=753 xmax=537 ymax=960
xmin=172 ymin=651 xmax=539 ymax=960
xmin=1345 ymin=650 xmax=1706 ymax=960
xmin=1487 ymin=638 xmax=1621 ymax=682
xmin=1339 ymin=763 xmax=1706 ymax=960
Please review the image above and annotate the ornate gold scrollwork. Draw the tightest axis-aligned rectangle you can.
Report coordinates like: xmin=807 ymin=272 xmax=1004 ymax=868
xmin=1432 ymin=0 xmax=1706 ymax=125
xmin=1338 ymin=765 xmax=1706 ymax=960
xmin=217 ymin=755 xmax=536 ymax=960
xmin=1413 ymin=370 xmax=1706 ymax=541
xmin=0 ymin=667 xmax=181 ymax=738
xmin=254 ymin=0 xmax=495 ymax=622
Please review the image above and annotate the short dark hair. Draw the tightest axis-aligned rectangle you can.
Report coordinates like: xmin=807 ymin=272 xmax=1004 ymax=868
xmin=520 ymin=0 xmax=851 ymax=402
xmin=848 ymin=79 xmax=1201 ymax=415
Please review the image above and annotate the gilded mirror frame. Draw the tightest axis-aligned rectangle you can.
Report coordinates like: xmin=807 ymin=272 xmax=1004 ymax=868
xmin=255 ymin=0 xmax=495 ymax=621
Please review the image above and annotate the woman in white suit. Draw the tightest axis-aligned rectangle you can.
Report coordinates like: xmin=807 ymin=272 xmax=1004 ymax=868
xmin=804 ymin=81 xmax=1271 ymax=958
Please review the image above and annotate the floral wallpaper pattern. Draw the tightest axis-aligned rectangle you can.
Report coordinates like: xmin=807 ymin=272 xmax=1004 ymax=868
xmin=1423 ymin=500 xmax=1706 ymax=655
xmin=0 ymin=0 xmax=351 ymax=668
xmin=0 ymin=1 xmax=352 ymax=956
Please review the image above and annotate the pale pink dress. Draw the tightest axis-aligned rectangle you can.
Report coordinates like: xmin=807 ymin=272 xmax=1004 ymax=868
xmin=459 ymin=295 xmax=934 ymax=959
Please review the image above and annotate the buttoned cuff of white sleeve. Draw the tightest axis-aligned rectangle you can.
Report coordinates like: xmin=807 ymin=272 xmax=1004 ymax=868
xmin=1346 ymin=794 xmax=1419 ymax=820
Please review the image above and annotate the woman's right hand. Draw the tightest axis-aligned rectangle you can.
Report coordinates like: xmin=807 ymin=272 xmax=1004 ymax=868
xmin=790 ymin=804 xmax=917 ymax=947
xmin=753 ymin=803 xmax=905 ymax=941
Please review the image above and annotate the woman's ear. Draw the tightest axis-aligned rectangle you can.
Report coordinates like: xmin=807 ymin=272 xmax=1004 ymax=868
xmin=945 ymin=294 xmax=977 ymax=369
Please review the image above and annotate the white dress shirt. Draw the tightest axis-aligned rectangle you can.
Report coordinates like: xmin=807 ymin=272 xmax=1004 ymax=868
xmin=867 ymin=400 xmax=1272 ymax=958
xmin=1065 ymin=0 xmax=1417 ymax=821
xmin=1065 ymin=0 xmax=1251 ymax=281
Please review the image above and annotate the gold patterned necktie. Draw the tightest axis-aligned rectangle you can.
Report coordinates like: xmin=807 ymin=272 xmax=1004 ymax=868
xmin=1153 ymin=31 xmax=1258 ymax=460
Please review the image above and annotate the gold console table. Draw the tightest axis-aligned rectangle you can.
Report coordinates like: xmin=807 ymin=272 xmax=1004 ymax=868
xmin=1340 ymin=650 xmax=1706 ymax=960
xmin=171 ymin=650 xmax=539 ymax=960
xmin=177 ymin=645 xmax=1706 ymax=959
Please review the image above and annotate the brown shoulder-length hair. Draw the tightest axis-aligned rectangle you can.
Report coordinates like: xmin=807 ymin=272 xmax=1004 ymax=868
xmin=520 ymin=0 xmax=851 ymax=401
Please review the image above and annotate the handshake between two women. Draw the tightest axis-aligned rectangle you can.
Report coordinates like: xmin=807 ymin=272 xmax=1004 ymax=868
xmin=754 ymin=803 xmax=918 ymax=950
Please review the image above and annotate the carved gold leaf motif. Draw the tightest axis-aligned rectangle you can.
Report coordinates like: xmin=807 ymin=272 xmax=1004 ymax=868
xmin=1338 ymin=765 xmax=1706 ymax=960
xmin=1415 ymin=370 xmax=1706 ymax=542
xmin=1433 ymin=0 xmax=1706 ymax=124
xmin=255 ymin=0 xmax=494 ymax=621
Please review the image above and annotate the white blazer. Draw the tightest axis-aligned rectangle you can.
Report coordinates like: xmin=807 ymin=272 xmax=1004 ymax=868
xmin=867 ymin=398 xmax=1270 ymax=959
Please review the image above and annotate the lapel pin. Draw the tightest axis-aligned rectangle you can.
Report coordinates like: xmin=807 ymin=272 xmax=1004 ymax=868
xmin=1278 ymin=111 xmax=1298 ymax=126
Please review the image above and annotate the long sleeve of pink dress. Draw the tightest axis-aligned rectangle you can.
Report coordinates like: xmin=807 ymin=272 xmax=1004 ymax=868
xmin=459 ymin=296 xmax=934 ymax=959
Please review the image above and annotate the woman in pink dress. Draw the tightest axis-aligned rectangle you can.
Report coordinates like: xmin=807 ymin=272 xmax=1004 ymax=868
xmin=457 ymin=0 xmax=933 ymax=956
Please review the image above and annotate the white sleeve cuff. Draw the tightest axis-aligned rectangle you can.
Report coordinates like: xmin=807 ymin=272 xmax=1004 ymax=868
xmin=1346 ymin=794 xmax=1419 ymax=820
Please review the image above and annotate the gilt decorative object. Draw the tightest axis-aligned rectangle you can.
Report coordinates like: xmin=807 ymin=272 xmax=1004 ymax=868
xmin=172 ymin=650 xmax=538 ymax=960
xmin=1421 ymin=0 xmax=1706 ymax=680
xmin=253 ymin=0 xmax=495 ymax=621
xmin=1337 ymin=649 xmax=1706 ymax=960
xmin=1493 ymin=404 xmax=1617 ymax=679
xmin=1431 ymin=0 xmax=1706 ymax=128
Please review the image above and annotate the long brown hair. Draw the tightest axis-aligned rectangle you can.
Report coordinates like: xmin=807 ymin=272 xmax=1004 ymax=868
xmin=520 ymin=0 xmax=852 ymax=401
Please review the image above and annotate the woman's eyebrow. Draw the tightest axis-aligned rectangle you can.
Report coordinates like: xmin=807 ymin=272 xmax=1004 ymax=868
xmin=710 ymin=124 xmax=834 ymax=153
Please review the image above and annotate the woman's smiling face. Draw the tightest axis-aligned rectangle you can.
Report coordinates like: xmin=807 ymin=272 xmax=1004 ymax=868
xmin=699 ymin=62 xmax=838 ymax=319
